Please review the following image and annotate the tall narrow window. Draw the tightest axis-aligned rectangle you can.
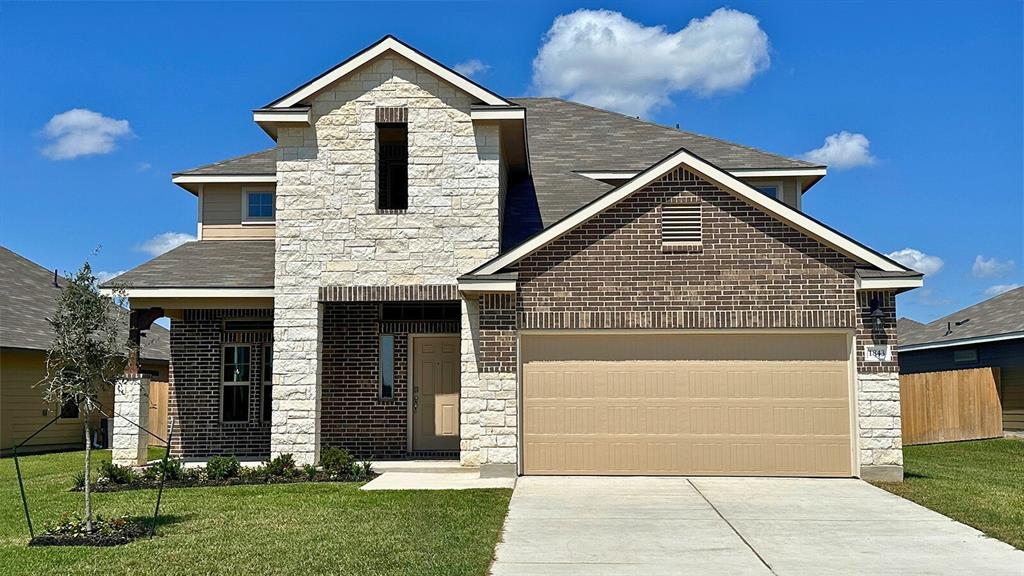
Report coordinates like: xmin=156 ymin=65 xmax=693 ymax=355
xmin=377 ymin=123 xmax=408 ymax=210
xmin=379 ymin=334 xmax=395 ymax=399
xmin=246 ymin=191 xmax=274 ymax=220
xmin=261 ymin=344 xmax=273 ymax=422
xmin=222 ymin=345 xmax=251 ymax=422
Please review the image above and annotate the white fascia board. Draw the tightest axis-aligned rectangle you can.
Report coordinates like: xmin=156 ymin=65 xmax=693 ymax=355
xmin=470 ymin=108 xmax=526 ymax=121
xmin=172 ymin=175 xmax=278 ymax=184
xmin=472 ymin=148 xmax=907 ymax=276
xmin=729 ymin=167 xmax=828 ymax=178
xmin=897 ymin=331 xmax=1024 ymax=352
xmin=271 ymin=37 xmax=509 ymax=108
xmin=457 ymin=279 xmax=517 ymax=293
xmin=252 ymin=109 xmax=311 ymax=124
xmin=855 ymin=275 xmax=924 ymax=290
xmin=104 ymin=288 xmax=275 ymax=299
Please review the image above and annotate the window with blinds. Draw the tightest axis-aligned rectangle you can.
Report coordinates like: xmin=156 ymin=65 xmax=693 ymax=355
xmin=662 ymin=202 xmax=702 ymax=245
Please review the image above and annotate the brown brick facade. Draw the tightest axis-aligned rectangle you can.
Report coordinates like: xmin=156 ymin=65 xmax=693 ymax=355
xmin=168 ymin=309 xmax=272 ymax=459
xmin=855 ymin=289 xmax=899 ymax=373
xmin=478 ymin=293 xmax=517 ymax=373
xmin=518 ymin=168 xmax=861 ymax=330
xmin=320 ymin=302 xmax=458 ymax=459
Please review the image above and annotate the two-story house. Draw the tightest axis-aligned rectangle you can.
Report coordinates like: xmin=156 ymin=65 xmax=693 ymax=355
xmin=107 ymin=36 xmax=921 ymax=481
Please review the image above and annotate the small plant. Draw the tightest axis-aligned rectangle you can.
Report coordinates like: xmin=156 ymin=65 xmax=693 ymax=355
xmin=34 ymin=512 xmax=148 ymax=547
xmin=206 ymin=456 xmax=241 ymax=480
xmin=71 ymin=471 xmax=86 ymax=490
xmin=99 ymin=462 xmax=138 ymax=485
xmin=320 ymin=447 xmax=354 ymax=476
xmin=153 ymin=457 xmax=184 ymax=481
xmin=266 ymin=453 xmax=297 ymax=477
xmin=356 ymin=460 xmax=374 ymax=479
xmin=302 ymin=464 xmax=318 ymax=480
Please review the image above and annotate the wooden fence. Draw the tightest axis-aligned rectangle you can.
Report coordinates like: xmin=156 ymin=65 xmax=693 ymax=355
xmin=900 ymin=367 xmax=1002 ymax=445
xmin=147 ymin=380 xmax=170 ymax=446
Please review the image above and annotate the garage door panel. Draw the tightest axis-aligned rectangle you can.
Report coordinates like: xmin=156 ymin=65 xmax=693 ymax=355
xmin=522 ymin=333 xmax=853 ymax=477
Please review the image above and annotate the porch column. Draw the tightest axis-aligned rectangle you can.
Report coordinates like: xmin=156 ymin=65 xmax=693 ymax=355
xmin=270 ymin=293 xmax=322 ymax=466
xmin=112 ymin=376 xmax=150 ymax=467
xmin=460 ymin=292 xmax=518 ymax=477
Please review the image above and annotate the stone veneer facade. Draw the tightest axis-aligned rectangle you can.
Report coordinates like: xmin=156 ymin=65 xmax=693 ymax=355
xmin=511 ymin=167 xmax=902 ymax=478
xmin=272 ymin=54 xmax=502 ymax=464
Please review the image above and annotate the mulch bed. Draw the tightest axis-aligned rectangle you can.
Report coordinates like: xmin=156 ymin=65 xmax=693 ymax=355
xmin=29 ymin=522 xmax=150 ymax=547
xmin=78 ymin=473 xmax=377 ymax=493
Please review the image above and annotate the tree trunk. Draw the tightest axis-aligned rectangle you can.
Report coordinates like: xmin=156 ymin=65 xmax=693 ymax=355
xmin=83 ymin=417 xmax=92 ymax=532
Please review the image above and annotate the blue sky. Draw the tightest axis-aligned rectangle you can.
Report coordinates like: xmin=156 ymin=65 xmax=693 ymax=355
xmin=1 ymin=1 xmax=1021 ymax=323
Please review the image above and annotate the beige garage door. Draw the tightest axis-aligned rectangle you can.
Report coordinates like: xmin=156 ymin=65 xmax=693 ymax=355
xmin=522 ymin=332 xmax=853 ymax=477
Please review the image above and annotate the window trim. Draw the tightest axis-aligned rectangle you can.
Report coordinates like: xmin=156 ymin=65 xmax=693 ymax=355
xmin=241 ymin=187 xmax=275 ymax=225
xmin=379 ymin=334 xmax=395 ymax=400
xmin=261 ymin=343 xmax=273 ymax=423
xmin=221 ymin=344 xmax=252 ymax=423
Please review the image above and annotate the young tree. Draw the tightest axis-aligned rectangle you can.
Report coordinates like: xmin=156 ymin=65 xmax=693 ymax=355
xmin=39 ymin=261 xmax=130 ymax=531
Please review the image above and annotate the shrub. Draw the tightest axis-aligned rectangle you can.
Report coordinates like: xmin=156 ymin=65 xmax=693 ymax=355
xmin=72 ymin=471 xmax=86 ymax=490
xmin=206 ymin=456 xmax=241 ymax=480
xmin=320 ymin=447 xmax=355 ymax=476
xmin=302 ymin=464 xmax=318 ymax=480
xmin=355 ymin=461 xmax=374 ymax=479
xmin=153 ymin=457 xmax=184 ymax=481
xmin=99 ymin=462 xmax=138 ymax=485
xmin=266 ymin=453 xmax=297 ymax=477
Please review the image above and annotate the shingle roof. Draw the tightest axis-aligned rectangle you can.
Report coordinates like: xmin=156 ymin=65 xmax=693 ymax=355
xmin=899 ymin=286 xmax=1024 ymax=348
xmin=103 ymin=241 xmax=274 ymax=289
xmin=0 ymin=246 xmax=169 ymax=361
xmin=173 ymin=149 xmax=276 ymax=177
xmin=507 ymin=97 xmax=820 ymax=232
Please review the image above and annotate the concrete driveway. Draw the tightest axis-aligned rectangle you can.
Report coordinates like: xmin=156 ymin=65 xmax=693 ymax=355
xmin=490 ymin=477 xmax=1023 ymax=576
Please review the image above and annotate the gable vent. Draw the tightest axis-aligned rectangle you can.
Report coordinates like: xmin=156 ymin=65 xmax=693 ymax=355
xmin=662 ymin=201 xmax=702 ymax=245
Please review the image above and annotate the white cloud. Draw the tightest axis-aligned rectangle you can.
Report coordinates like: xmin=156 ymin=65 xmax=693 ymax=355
xmin=136 ymin=161 xmax=152 ymax=172
xmin=972 ymin=255 xmax=1015 ymax=278
xmin=41 ymin=108 xmax=133 ymax=160
xmin=984 ymin=283 xmax=1021 ymax=297
xmin=453 ymin=59 xmax=490 ymax=78
xmin=887 ymin=248 xmax=944 ymax=276
xmin=95 ymin=270 xmax=126 ymax=284
xmin=532 ymin=8 xmax=770 ymax=117
xmin=802 ymin=131 xmax=875 ymax=169
xmin=136 ymin=232 xmax=195 ymax=257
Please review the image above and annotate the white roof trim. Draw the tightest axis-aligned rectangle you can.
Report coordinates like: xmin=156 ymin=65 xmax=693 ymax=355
xmin=457 ymin=279 xmax=516 ymax=293
xmin=898 ymin=331 xmax=1024 ymax=352
xmin=106 ymin=288 xmax=275 ymax=299
xmin=470 ymin=108 xmax=525 ymax=121
xmin=172 ymin=175 xmax=277 ymax=184
xmin=576 ymin=166 xmax=828 ymax=183
xmin=729 ymin=167 xmax=827 ymax=177
xmin=253 ymin=109 xmax=311 ymax=124
xmin=472 ymin=148 xmax=908 ymax=276
xmin=270 ymin=36 xmax=509 ymax=108
xmin=855 ymin=275 xmax=923 ymax=291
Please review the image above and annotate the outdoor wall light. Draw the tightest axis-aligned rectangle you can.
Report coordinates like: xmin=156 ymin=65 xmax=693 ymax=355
xmin=869 ymin=297 xmax=885 ymax=334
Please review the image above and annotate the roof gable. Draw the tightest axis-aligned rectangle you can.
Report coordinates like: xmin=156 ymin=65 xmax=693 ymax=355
xmin=267 ymin=36 xmax=511 ymax=109
xmin=471 ymin=147 xmax=913 ymax=277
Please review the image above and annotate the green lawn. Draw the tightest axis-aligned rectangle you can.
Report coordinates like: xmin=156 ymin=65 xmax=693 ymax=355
xmin=873 ymin=438 xmax=1024 ymax=549
xmin=1 ymin=449 xmax=511 ymax=576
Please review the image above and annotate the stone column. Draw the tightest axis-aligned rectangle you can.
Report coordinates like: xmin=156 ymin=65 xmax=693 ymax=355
xmin=857 ymin=372 xmax=904 ymax=482
xmin=270 ymin=296 xmax=322 ymax=466
xmin=112 ymin=375 xmax=150 ymax=467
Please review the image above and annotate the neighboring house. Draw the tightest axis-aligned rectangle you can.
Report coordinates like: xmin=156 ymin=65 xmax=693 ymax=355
xmin=898 ymin=287 xmax=1024 ymax=431
xmin=105 ymin=36 xmax=922 ymax=481
xmin=0 ymin=247 xmax=169 ymax=454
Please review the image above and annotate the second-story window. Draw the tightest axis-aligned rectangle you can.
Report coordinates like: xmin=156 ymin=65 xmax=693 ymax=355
xmin=377 ymin=123 xmax=408 ymax=210
xmin=246 ymin=191 xmax=274 ymax=220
